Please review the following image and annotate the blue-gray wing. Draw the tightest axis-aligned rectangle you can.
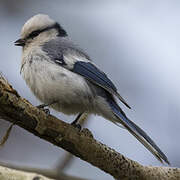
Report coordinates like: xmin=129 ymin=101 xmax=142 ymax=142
xmin=42 ymin=37 xmax=130 ymax=108
xmin=72 ymin=61 xmax=131 ymax=109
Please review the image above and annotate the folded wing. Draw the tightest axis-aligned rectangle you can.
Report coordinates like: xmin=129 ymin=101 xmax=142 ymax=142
xmin=72 ymin=61 xmax=131 ymax=109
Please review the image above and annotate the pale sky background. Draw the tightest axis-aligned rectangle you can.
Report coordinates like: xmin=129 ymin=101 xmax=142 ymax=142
xmin=0 ymin=1 xmax=180 ymax=180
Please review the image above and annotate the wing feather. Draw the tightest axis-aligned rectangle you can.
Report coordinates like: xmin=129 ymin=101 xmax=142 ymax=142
xmin=43 ymin=38 xmax=130 ymax=108
xmin=73 ymin=61 xmax=131 ymax=109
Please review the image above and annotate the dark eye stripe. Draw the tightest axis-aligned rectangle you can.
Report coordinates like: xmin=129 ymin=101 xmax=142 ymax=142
xmin=26 ymin=23 xmax=67 ymax=40
xmin=28 ymin=30 xmax=41 ymax=39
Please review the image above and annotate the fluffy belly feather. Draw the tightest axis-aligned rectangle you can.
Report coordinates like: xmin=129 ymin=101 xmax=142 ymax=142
xmin=21 ymin=59 xmax=95 ymax=114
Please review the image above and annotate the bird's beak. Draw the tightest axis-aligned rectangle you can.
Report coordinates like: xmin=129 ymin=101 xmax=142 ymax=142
xmin=14 ymin=38 xmax=25 ymax=46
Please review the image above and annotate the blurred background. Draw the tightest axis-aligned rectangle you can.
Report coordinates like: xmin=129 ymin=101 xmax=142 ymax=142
xmin=0 ymin=0 xmax=180 ymax=179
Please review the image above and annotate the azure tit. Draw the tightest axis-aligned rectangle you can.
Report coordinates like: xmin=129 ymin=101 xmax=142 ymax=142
xmin=15 ymin=14 xmax=169 ymax=164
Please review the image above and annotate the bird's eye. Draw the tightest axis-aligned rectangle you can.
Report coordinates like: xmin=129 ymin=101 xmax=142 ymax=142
xmin=28 ymin=30 xmax=41 ymax=39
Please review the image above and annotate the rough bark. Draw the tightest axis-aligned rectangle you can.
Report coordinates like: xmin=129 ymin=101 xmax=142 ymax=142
xmin=0 ymin=74 xmax=180 ymax=180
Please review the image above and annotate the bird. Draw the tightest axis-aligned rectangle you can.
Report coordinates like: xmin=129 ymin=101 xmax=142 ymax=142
xmin=14 ymin=14 xmax=169 ymax=164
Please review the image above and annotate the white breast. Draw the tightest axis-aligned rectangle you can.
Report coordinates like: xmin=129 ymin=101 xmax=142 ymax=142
xmin=21 ymin=48 xmax=95 ymax=114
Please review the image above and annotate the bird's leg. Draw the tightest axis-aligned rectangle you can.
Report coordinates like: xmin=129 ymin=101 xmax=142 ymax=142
xmin=37 ymin=103 xmax=50 ymax=115
xmin=36 ymin=103 xmax=49 ymax=109
xmin=36 ymin=101 xmax=57 ymax=115
xmin=71 ymin=113 xmax=84 ymax=130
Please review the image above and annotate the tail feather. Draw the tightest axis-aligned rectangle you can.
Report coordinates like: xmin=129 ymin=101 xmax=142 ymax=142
xmin=109 ymin=99 xmax=170 ymax=165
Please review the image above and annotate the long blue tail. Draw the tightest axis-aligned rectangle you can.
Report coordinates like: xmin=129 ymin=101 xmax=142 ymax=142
xmin=108 ymin=98 xmax=170 ymax=164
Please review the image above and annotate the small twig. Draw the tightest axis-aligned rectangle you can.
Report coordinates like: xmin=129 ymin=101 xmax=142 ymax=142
xmin=0 ymin=123 xmax=14 ymax=146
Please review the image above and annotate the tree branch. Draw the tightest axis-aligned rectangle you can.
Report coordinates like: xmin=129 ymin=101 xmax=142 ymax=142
xmin=0 ymin=74 xmax=180 ymax=180
xmin=0 ymin=162 xmax=90 ymax=180
xmin=0 ymin=165 xmax=53 ymax=180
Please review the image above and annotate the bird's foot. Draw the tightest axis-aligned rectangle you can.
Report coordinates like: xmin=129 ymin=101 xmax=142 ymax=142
xmin=70 ymin=113 xmax=84 ymax=131
xmin=43 ymin=108 xmax=50 ymax=115
xmin=36 ymin=104 xmax=50 ymax=115
xmin=37 ymin=103 xmax=51 ymax=109
xmin=71 ymin=122 xmax=81 ymax=131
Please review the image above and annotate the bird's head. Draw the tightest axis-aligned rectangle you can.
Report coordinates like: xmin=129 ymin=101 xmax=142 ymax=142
xmin=14 ymin=14 xmax=67 ymax=48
